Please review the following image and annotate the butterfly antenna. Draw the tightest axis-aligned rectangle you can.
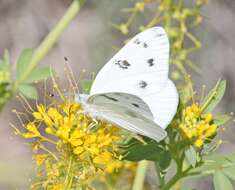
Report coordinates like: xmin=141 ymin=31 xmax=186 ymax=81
xmin=64 ymin=57 xmax=80 ymax=94
xmin=50 ymin=67 xmax=65 ymax=101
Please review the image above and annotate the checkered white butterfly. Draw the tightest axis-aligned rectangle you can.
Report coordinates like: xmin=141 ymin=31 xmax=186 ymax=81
xmin=76 ymin=27 xmax=179 ymax=142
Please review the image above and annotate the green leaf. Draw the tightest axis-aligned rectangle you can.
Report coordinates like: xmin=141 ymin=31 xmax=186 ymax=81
xmin=0 ymin=49 xmax=10 ymax=71
xmin=25 ymin=66 xmax=53 ymax=83
xmin=213 ymin=171 xmax=233 ymax=190
xmin=80 ymin=80 xmax=93 ymax=94
xmin=124 ymin=142 xmax=163 ymax=161
xmin=214 ymin=114 xmax=231 ymax=126
xmin=223 ymin=166 xmax=235 ymax=181
xmin=185 ymin=146 xmax=197 ymax=167
xmin=202 ymin=80 xmax=226 ymax=113
xmin=3 ymin=49 xmax=10 ymax=66
xmin=158 ymin=150 xmax=171 ymax=170
xmin=16 ymin=49 xmax=33 ymax=81
xmin=19 ymin=84 xmax=38 ymax=99
xmin=192 ymin=153 xmax=235 ymax=176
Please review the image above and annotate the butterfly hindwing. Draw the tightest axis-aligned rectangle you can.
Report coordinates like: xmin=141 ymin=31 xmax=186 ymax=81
xmin=87 ymin=92 xmax=153 ymax=119
xmin=85 ymin=99 xmax=167 ymax=142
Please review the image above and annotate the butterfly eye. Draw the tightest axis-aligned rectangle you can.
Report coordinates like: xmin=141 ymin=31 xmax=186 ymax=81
xmin=138 ymin=80 xmax=148 ymax=88
xmin=147 ymin=58 xmax=154 ymax=67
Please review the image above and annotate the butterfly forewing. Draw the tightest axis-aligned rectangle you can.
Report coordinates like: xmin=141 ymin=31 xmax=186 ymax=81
xmin=90 ymin=27 xmax=169 ymax=96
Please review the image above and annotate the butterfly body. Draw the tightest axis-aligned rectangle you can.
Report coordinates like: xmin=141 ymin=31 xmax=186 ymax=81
xmin=76 ymin=27 xmax=179 ymax=142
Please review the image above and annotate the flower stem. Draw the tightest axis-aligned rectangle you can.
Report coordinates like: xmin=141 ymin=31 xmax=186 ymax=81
xmin=161 ymin=167 xmax=192 ymax=190
xmin=65 ymin=156 xmax=74 ymax=190
xmin=17 ymin=0 xmax=86 ymax=85
xmin=132 ymin=160 xmax=148 ymax=190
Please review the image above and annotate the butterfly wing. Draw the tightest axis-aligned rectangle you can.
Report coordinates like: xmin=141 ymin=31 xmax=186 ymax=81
xmin=90 ymin=27 xmax=169 ymax=96
xmin=84 ymin=94 xmax=167 ymax=142
xmin=144 ymin=79 xmax=179 ymax=129
xmin=89 ymin=27 xmax=178 ymax=129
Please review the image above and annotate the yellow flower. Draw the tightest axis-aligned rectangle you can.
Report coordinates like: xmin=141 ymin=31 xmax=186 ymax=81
xmin=135 ymin=2 xmax=145 ymax=12
xmin=93 ymin=152 xmax=113 ymax=165
xmin=23 ymin=123 xmax=40 ymax=138
xmin=19 ymin=100 xmax=122 ymax=188
xmin=105 ymin=160 xmax=123 ymax=173
xmin=194 ymin=138 xmax=203 ymax=148
xmin=70 ymin=138 xmax=83 ymax=146
xmin=176 ymin=103 xmax=219 ymax=149
xmin=49 ymin=184 xmax=64 ymax=190
xmin=74 ymin=146 xmax=84 ymax=155
xmin=33 ymin=112 xmax=43 ymax=120
xmin=34 ymin=154 xmax=48 ymax=166
xmin=119 ymin=24 xmax=129 ymax=35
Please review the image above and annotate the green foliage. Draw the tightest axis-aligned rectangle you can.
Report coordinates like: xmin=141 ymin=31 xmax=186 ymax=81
xmin=190 ymin=153 xmax=235 ymax=189
xmin=0 ymin=50 xmax=12 ymax=110
xmin=213 ymin=172 xmax=233 ymax=190
xmin=16 ymin=48 xmax=34 ymax=81
xmin=19 ymin=84 xmax=38 ymax=99
xmin=158 ymin=150 xmax=171 ymax=170
xmin=24 ymin=66 xmax=52 ymax=84
xmin=214 ymin=114 xmax=232 ymax=126
xmin=185 ymin=146 xmax=197 ymax=167
xmin=123 ymin=138 xmax=163 ymax=161
xmin=201 ymin=80 xmax=226 ymax=113
xmin=0 ymin=48 xmax=53 ymax=111
xmin=80 ymin=79 xmax=93 ymax=93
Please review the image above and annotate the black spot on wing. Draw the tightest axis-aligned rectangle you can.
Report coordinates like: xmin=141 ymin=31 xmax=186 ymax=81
xmin=122 ymin=60 xmax=130 ymax=67
xmin=101 ymin=95 xmax=119 ymax=102
xmin=147 ymin=58 xmax=154 ymax=66
xmin=138 ymin=81 xmax=148 ymax=88
xmin=132 ymin=103 xmax=140 ymax=108
xmin=155 ymin=33 xmax=165 ymax=37
xmin=143 ymin=43 xmax=148 ymax=48
xmin=114 ymin=60 xmax=131 ymax=69
xmin=134 ymin=38 xmax=141 ymax=45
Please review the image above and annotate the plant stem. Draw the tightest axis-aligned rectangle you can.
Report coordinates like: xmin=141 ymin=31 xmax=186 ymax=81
xmin=155 ymin=163 xmax=165 ymax=188
xmin=132 ymin=160 xmax=149 ymax=190
xmin=17 ymin=0 xmax=86 ymax=85
xmin=65 ymin=156 xmax=74 ymax=190
xmin=161 ymin=167 xmax=192 ymax=190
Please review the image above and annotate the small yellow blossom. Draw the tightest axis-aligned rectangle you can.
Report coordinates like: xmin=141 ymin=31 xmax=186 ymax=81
xmin=176 ymin=103 xmax=218 ymax=148
xmin=93 ymin=151 xmax=113 ymax=165
xmin=135 ymin=2 xmax=145 ymax=12
xmin=23 ymin=123 xmax=40 ymax=138
xmin=119 ymin=24 xmax=129 ymax=35
xmin=34 ymin=154 xmax=48 ymax=166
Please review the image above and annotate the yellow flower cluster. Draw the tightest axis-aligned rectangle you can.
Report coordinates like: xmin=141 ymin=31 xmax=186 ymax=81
xmin=16 ymin=101 xmax=129 ymax=189
xmin=32 ymin=102 xmax=123 ymax=171
xmin=178 ymin=103 xmax=218 ymax=148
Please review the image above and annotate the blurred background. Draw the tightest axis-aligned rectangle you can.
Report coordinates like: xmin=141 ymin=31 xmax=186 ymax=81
xmin=0 ymin=0 xmax=234 ymax=189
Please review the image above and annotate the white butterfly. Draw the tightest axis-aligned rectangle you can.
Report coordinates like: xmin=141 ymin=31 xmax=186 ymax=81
xmin=76 ymin=27 xmax=179 ymax=142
